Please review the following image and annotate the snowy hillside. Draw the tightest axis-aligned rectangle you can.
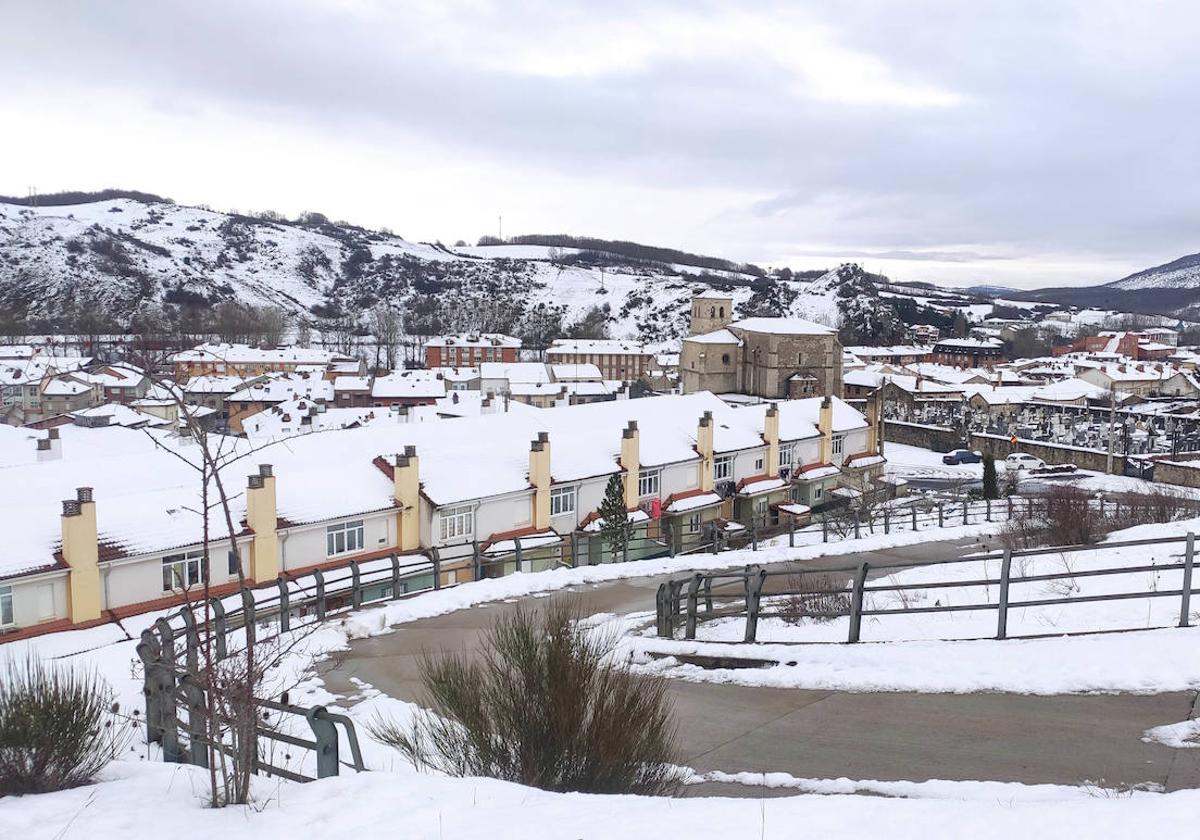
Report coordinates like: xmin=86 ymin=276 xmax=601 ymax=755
xmin=1107 ymin=252 xmax=1200 ymax=291
xmin=0 ymin=196 xmax=948 ymax=346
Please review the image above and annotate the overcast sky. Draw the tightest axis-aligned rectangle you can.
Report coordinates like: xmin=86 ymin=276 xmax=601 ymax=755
xmin=3 ymin=0 xmax=1197 ymax=289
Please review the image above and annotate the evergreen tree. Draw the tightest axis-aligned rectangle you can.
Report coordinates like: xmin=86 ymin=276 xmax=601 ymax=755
xmin=598 ymin=474 xmax=633 ymax=561
xmin=982 ymin=454 xmax=999 ymax=500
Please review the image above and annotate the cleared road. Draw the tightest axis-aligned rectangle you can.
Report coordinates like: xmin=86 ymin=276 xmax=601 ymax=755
xmin=318 ymin=538 xmax=1200 ymax=795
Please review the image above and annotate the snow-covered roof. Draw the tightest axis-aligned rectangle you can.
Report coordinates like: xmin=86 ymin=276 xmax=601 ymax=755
xmin=227 ymin=373 xmax=334 ymax=403
xmin=0 ymin=392 xmax=872 ymax=579
xmin=69 ymin=403 xmax=169 ymax=429
xmin=480 ymin=362 xmax=551 ymax=385
xmin=429 ymin=366 xmax=480 ymax=382
xmin=546 ymin=339 xmax=646 ymax=356
xmin=737 ymin=477 xmax=787 ymax=496
xmin=683 ymin=328 xmax=742 ymax=346
xmin=371 ymin=372 xmax=446 ymax=399
xmin=172 ymin=343 xmax=338 ymax=366
xmin=42 ymin=377 xmax=93 ymax=396
xmin=425 ymin=333 xmax=521 ymax=348
xmin=729 ymin=317 xmax=836 ymax=336
xmin=183 ymin=374 xmax=260 ymax=395
xmin=333 ymin=375 xmax=372 ymax=392
xmin=693 ymin=289 xmax=732 ymax=300
xmin=933 ymin=338 xmax=1005 ymax=350
xmin=664 ymin=492 xmax=724 ymax=514
xmin=550 ymin=363 xmax=603 ymax=381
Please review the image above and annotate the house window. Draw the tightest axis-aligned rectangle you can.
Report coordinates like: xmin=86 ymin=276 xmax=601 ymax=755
xmin=162 ymin=550 xmax=203 ymax=592
xmin=550 ymin=486 xmax=576 ymax=516
xmin=713 ymin=455 xmax=733 ymax=482
xmin=778 ymin=445 xmax=792 ymax=469
xmin=0 ymin=585 xmax=12 ymax=627
xmin=755 ymin=457 xmax=764 ymax=471
xmin=754 ymin=498 xmax=769 ymax=518
xmin=685 ymin=513 xmax=701 ymax=534
xmin=326 ymin=519 xmax=365 ymax=556
xmin=440 ymin=505 xmax=474 ymax=541
xmin=832 ymin=435 xmax=845 ymax=457
xmin=638 ymin=468 xmax=660 ymax=499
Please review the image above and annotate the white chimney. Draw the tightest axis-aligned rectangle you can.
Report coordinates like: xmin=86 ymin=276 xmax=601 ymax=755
xmin=36 ymin=428 xmax=63 ymax=462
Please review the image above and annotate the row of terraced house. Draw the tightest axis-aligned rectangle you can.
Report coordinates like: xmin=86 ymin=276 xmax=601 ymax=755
xmin=0 ymin=391 xmax=884 ymax=638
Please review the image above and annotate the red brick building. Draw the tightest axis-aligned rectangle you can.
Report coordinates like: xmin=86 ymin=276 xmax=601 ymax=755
xmin=425 ymin=334 xmax=520 ymax=368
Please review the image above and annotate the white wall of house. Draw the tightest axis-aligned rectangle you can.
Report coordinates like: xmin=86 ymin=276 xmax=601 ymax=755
xmin=3 ymin=571 xmax=68 ymax=629
xmin=280 ymin=510 xmax=396 ymax=572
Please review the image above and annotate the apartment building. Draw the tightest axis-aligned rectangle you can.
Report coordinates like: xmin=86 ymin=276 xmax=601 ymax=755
xmin=545 ymin=339 xmax=650 ymax=382
xmin=424 ymin=334 xmax=521 ymax=368
xmin=171 ymin=343 xmax=346 ymax=382
xmin=0 ymin=392 xmax=882 ymax=637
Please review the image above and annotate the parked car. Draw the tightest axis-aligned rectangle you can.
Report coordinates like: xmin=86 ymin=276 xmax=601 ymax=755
xmin=942 ymin=449 xmax=983 ymax=465
xmin=1005 ymin=453 xmax=1046 ymax=471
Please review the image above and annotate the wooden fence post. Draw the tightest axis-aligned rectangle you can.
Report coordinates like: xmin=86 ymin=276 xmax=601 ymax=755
xmin=911 ymin=506 xmax=917 ymax=532
xmin=472 ymin=541 xmax=482 ymax=581
xmin=685 ymin=573 xmax=702 ymax=640
xmin=514 ymin=537 xmax=523 ymax=573
xmin=570 ymin=532 xmax=580 ymax=567
xmin=704 ymin=576 xmax=713 ymax=613
xmin=1180 ymin=532 xmax=1195 ymax=629
xmin=655 ymin=583 xmax=670 ymax=637
xmin=823 ymin=517 xmax=829 ymax=543
xmin=789 ymin=516 xmax=795 ymax=547
xmin=1007 ymin=497 xmax=1013 ymax=520
xmin=666 ymin=522 xmax=676 ymax=558
xmin=847 ymin=562 xmax=870 ymax=643
xmin=751 ymin=518 xmax=758 ymax=551
xmin=744 ymin=566 xmax=765 ymax=643
xmin=986 ymin=499 xmax=992 ymax=522
xmin=883 ymin=508 xmax=890 ymax=535
xmin=241 ymin=587 xmax=257 ymax=648
xmin=179 ymin=675 xmax=208 ymax=769
xmin=854 ymin=518 xmax=861 ymax=540
xmin=277 ymin=578 xmax=290 ymax=632
xmin=938 ymin=503 xmax=944 ymax=528
xmin=996 ymin=549 xmax=1013 ymax=640
xmin=350 ymin=560 xmax=363 ymax=609
xmin=430 ymin=547 xmax=442 ymax=590
xmin=313 ymin=569 xmax=326 ymax=621
xmin=390 ymin=553 xmax=401 ymax=599
xmin=209 ymin=598 xmax=228 ymax=659
xmin=963 ymin=501 xmax=969 ymax=526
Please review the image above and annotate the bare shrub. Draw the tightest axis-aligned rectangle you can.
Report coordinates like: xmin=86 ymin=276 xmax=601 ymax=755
xmin=0 ymin=656 xmax=130 ymax=795
xmin=370 ymin=601 xmax=680 ymax=795
xmin=1003 ymin=486 xmax=1200 ymax=551
xmin=780 ymin=572 xmax=850 ymax=623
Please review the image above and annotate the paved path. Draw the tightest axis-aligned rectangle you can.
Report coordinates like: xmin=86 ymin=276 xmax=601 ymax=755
xmin=318 ymin=537 xmax=1200 ymax=795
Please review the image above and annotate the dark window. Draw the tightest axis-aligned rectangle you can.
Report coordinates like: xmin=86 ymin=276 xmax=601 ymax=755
xmin=719 ymin=306 xmax=725 ymax=318
xmin=721 ymin=353 xmax=731 ymax=365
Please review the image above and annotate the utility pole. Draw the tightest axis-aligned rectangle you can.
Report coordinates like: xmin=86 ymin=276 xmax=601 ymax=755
xmin=498 ymin=215 xmax=502 ymax=242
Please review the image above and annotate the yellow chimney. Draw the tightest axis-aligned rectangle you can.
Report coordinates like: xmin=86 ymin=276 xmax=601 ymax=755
xmin=697 ymin=411 xmax=714 ymax=492
xmin=245 ymin=464 xmax=279 ymax=582
xmin=61 ymin=487 xmax=101 ymax=623
xmin=394 ymin=445 xmax=421 ymax=552
xmin=620 ymin=421 xmax=640 ymax=508
xmin=866 ymin=391 xmax=883 ymax=455
xmin=529 ymin=432 xmax=551 ymax=529
xmin=764 ymin=404 xmax=780 ymax=478
xmin=818 ymin=395 xmax=834 ymax=464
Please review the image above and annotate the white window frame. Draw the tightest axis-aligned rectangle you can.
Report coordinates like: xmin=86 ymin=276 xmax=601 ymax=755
xmin=713 ymin=454 xmax=733 ymax=482
xmin=778 ymin=444 xmax=793 ymax=470
xmin=0 ymin=585 xmax=13 ymax=627
xmin=832 ymin=434 xmax=845 ymax=457
xmin=685 ymin=513 xmax=701 ymax=534
xmin=755 ymin=457 xmax=764 ymax=471
xmin=550 ymin=485 xmax=576 ymax=517
xmin=326 ymin=519 xmax=365 ymax=557
xmin=638 ymin=468 xmax=661 ymax=499
xmin=162 ymin=550 xmax=202 ymax=592
xmin=439 ymin=504 xmax=475 ymax=541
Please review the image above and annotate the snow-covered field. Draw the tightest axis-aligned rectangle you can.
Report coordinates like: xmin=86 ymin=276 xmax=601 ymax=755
xmin=617 ymin=517 xmax=1200 ymax=694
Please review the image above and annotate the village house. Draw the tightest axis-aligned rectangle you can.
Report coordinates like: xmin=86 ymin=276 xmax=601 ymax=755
xmin=171 ymin=343 xmax=351 ymax=382
xmin=929 ymin=338 xmax=1007 ymax=369
xmin=225 ymin=371 xmax=335 ymax=433
xmin=424 ymin=333 xmax=521 ymax=368
xmin=0 ymin=391 xmax=882 ymax=637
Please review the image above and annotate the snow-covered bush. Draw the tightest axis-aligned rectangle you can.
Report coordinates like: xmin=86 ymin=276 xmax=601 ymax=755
xmin=0 ymin=656 xmax=128 ymax=796
xmin=370 ymin=601 xmax=681 ymax=795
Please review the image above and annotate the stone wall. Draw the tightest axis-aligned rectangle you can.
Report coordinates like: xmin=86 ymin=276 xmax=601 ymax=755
xmin=883 ymin=420 xmax=961 ymax=452
xmin=1150 ymin=460 xmax=1200 ymax=489
xmin=969 ymin=432 xmax=1127 ymax=474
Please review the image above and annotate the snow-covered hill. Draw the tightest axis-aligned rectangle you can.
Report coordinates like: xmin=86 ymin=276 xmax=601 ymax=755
xmin=1107 ymin=252 xmax=1200 ymax=292
xmin=0 ymin=196 xmax=946 ymax=347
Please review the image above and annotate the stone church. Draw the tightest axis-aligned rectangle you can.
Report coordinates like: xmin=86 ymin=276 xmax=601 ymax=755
xmin=680 ymin=290 xmax=843 ymax=400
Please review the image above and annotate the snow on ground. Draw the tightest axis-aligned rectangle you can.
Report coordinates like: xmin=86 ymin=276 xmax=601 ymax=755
xmin=616 ymin=518 xmax=1200 ymax=694
xmin=1 ymin=758 xmax=1196 ymax=840
xmin=1143 ymin=719 xmax=1200 ymax=749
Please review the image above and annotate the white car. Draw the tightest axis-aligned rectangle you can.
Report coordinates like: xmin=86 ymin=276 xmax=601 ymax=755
xmin=1005 ymin=453 xmax=1046 ymax=471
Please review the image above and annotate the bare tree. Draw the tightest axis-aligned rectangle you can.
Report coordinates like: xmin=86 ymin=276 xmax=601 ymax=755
xmin=369 ymin=304 xmax=403 ymax=371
